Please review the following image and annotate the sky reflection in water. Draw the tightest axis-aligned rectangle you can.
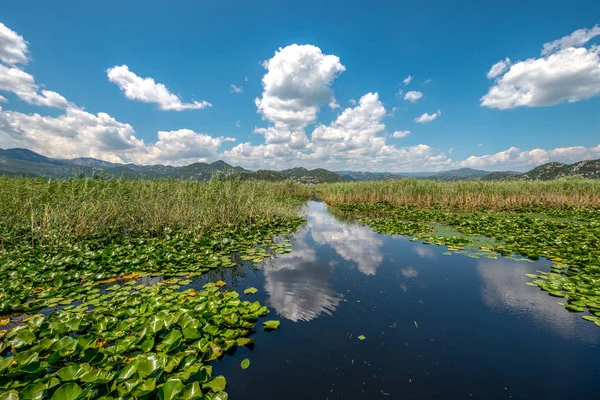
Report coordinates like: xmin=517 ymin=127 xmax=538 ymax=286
xmin=212 ymin=201 xmax=600 ymax=400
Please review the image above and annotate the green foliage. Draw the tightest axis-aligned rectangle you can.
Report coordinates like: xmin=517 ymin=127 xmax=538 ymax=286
xmin=0 ymin=281 xmax=267 ymax=398
xmin=318 ymin=178 xmax=600 ymax=210
xmin=262 ymin=320 xmax=280 ymax=330
xmin=0 ymin=177 xmax=310 ymax=246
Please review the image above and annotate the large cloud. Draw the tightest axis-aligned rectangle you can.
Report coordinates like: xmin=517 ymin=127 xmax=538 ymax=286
xmin=256 ymin=44 xmax=345 ymax=132
xmin=311 ymin=92 xmax=386 ymax=157
xmin=0 ymin=22 xmax=230 ymax=165
xmin=482 ymin=26 xmax=600 ymax=109
xmin=0 ymin=106 xmax=143 ymax=162
xmin=0 ymin=106 xmax=234 ymax=165
xmin=0 ymin=23 xmax=70 ymax=109
xmin=139 ymin=129 xmax=235 ymax=165
xmin=107 ymin=65 xmax=211 ymax=111
xmin=460 ymin=145 xmax=600 ymax=170
xmin=0 ymin=64 xmax=70 ymax=108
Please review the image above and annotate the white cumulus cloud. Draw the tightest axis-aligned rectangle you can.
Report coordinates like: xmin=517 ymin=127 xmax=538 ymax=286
xmin=404 ymin=90 xmax=423 ymax=103
xmin=414 ymin=109 xmax=441 ymax=123
xmin=482 ymin=26 xmax=600 ymax=110
xmin=255 ymin=44 xmax=345 ymax=132
xmin=107 ymin=65 xmax=211 ymax=111
xmin=0 ymin=22 xmax=29 ymax=65
xmin=459 ymin=145 xmax=600 ymax=170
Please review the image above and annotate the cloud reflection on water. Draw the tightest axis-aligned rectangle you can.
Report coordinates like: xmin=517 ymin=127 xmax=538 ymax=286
xmin=309 ymin=203 xmax=384 ymax=276
xmin=262 ymin=201 xmax=384 ymax=321
xmin=477 ymin=258 xmax=599 ymax=343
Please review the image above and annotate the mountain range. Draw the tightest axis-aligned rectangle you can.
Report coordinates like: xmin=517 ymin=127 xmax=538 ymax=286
xmin=1 ymin=148 xmax=599 ymax=183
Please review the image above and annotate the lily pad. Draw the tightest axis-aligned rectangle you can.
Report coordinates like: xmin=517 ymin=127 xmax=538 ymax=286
xmin=263 ymin=320 xmax=280 ymax=330
xmin=243 ymin=287 xmax=258 ymax=295
xmin=240 ymin=358 xmax=250 ymax=369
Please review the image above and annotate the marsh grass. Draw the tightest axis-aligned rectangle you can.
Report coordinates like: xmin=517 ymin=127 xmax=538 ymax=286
xmin=317 ymin=178 xmax=600 ymax=211
xmin=0 ymin=176 xmax=311 ymax=246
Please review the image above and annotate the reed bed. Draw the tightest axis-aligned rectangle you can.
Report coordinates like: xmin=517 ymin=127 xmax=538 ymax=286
xmin=317 ymin=178 xmax=600 ymax=211
xmin=0 ymin=176 xmax=311 ymax=245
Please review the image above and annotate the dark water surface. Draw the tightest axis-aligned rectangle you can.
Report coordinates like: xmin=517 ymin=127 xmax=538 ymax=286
xmin=199 ymin=201 xmax=600 ymax=399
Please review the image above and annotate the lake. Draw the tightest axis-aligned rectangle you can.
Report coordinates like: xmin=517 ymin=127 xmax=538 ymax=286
xmin=199 ymin=200 xmax=600 ymax=399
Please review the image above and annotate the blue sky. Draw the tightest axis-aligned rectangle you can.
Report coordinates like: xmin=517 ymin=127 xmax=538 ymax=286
xmin=1 ymin=0 xmax=599 ymax=171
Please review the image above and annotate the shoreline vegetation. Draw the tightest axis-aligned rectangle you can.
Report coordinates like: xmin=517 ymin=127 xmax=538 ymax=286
xmin=317 ymin=178 xmax=600 ymax=326
xmin=0 ymin=177 xmax=310 ymax=398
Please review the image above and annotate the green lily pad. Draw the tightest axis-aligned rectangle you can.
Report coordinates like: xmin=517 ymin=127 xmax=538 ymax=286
xmin=243 ymin=287 xmax=258 ymax=295
xmin=357 ymin=335 xmax=366 ymax=340
xmin=263 ymin=320 xmax=280 ymax=330
xmin=240 ymin=358 xmax=250 ymax=369
xmin=203 ymin=375 xmax=227 ymax=392
xmin=50 ymin=382 xmax=84 ymax=400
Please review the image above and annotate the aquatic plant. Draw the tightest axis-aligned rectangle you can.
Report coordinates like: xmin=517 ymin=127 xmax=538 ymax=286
xmin=317 ymin=178 xmax=600 ymax=211
xmin=0 ymin=280 xmax=276 ymax=398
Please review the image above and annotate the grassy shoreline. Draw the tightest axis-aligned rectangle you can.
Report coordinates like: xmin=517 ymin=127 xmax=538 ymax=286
xmin=0 ymin=177 xmax=310 ymax=398
xmin=317 ymin=178 xmax=600 ymax=211
xmin=0 ymin=177 xmax=311 ymax=247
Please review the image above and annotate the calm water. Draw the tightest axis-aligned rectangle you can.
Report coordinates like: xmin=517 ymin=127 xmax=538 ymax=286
xmin=200 ymin=201 xmax=600 ymax=399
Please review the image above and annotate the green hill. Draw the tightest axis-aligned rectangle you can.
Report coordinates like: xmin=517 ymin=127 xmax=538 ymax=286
xmin=482 ymin=160 xmax=600 ymax=181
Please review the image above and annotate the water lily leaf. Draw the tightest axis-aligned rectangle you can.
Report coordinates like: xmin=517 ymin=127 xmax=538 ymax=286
xmin=0 ymin=316 xmax=10 ymax=326
xmin=136 ymin=353 xmax=165 ymax=378
xmin=182 ymin=326 xmax=202 ymax=340
xmin=136 ymin=378 xmax=157 ymax=395
xmin=203 ymin=375 xmax=226 ymax=392
xmin=214 ymin=280 xmax=226 ymax=287
xmin=180 ymin=382 xmax=203 ymax=400
xmin=157 ymin=329 xmax=183 ymax=353
xmin=80 ymin=369 xmax=115 ymax=384
xmin=116 ymin=360 xmax=139 ymax=381
xmin=566 ymin=304 xmax=585 ymax=312
xmin=50 ymin=383 xmax=84 ymax=400
xmin=240 ymin=358 xmax=250 ymax=369
xmin=158 ymin=379 xmax=185 ymax=400
xmin=243 ymin=287 xmax=258 ymax=295
xmin=12 ymin=329 xmax=37 ymax=348
xmin=56 ymin=363 xmax=91 ymax=381
xmin=357 ymin=335 xmax=366 ymax=340
xmin=263 ymin=320 xmax=280 ymax=330
xmin=236 ymin=337 xmax=253 ymax=347
xmin=0 ymin=356 xmax=14 ymax=374
xmin=210 ymin=392 xmax=229 ymax=400
xmin=14 ymin=349 xmax=39 ymax=365
xmin=0 ymin=391 xmax=19 ymax=400
xmin=140 ymin=336 xmax=155 ymax=352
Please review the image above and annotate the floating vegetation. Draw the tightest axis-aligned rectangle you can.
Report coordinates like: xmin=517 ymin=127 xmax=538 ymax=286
xmin=0 ymin=177 xmax=310 ymax=397
xmin=0 ymin=218 xmax=303 ymax=315
xmin=262 ymin=320 xmax=281 ymax=331
xmin=321 ymin=199 xmax=600 ymax=327
xmin=0 ymin=280 xmax=272 ymax=398
xmin=240 ymin=359 xmax=250 ymax=370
